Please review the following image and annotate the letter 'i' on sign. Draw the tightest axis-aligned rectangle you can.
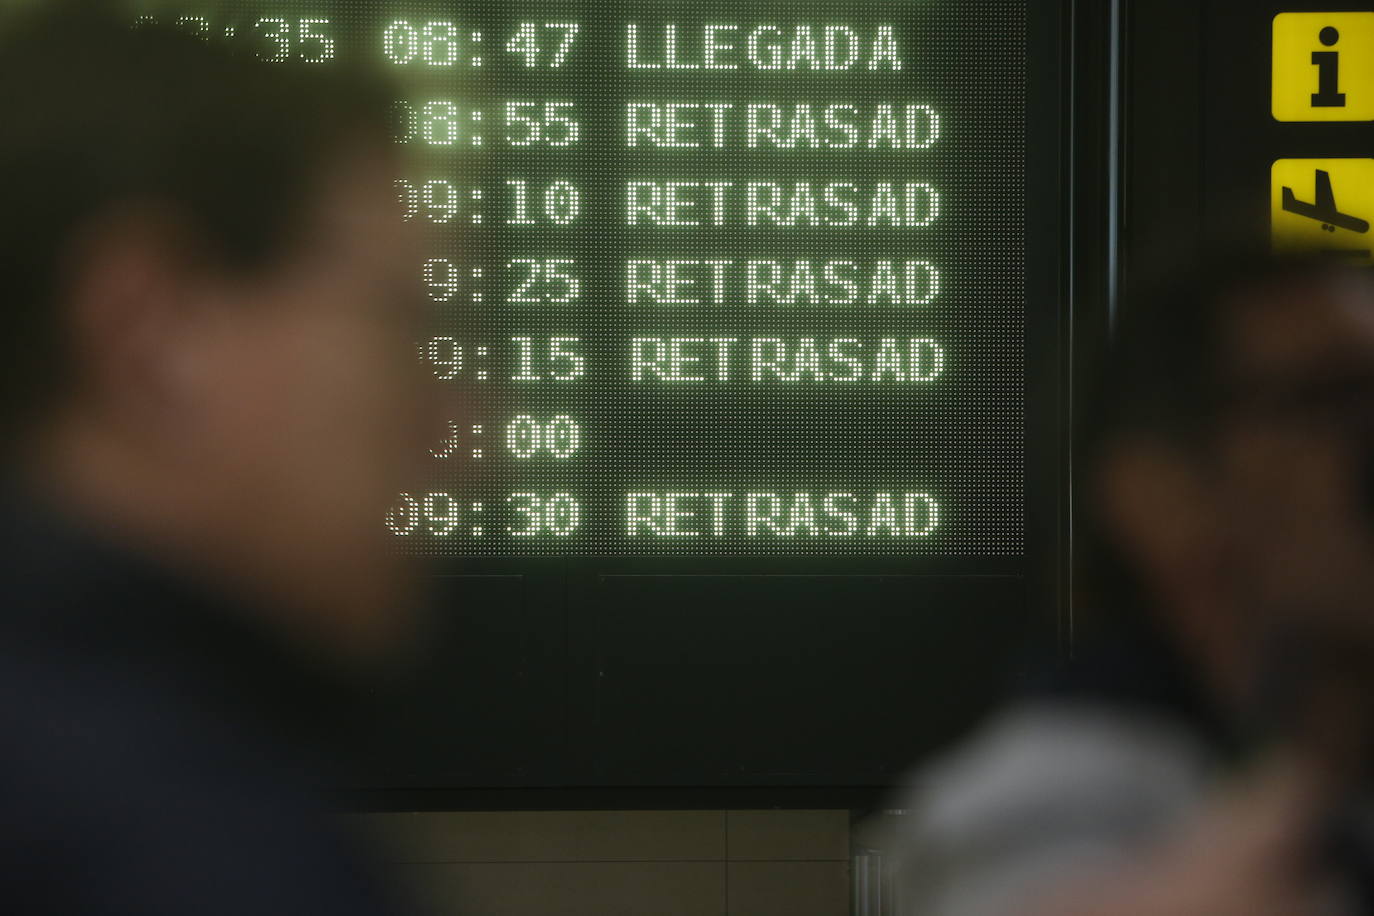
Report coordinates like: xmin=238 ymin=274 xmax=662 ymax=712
xmin=1273 ymin=13 xmax=1374 ymax=121
xmin=1272 ymin=159 xmax=1374 ymax=263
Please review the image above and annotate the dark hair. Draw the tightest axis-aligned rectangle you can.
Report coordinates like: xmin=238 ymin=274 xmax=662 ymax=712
xmin=1077 ymin=248 xmax=1371 ymax=637
xmin=0 ymin=4 xmax=395 ymax=438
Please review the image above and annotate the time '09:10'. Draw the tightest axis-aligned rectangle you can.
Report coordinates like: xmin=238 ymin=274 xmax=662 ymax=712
xmin=396 ymin=179 xmax=580 ymax=227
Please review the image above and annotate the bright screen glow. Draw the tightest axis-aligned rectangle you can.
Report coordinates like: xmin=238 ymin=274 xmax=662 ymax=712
xmin=139 ymin=1 xmax=1029 ymax=556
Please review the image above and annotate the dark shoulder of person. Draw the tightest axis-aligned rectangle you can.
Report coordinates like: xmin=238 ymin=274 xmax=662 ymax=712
xmin=0 ymin=497 xmax=409 ymax=915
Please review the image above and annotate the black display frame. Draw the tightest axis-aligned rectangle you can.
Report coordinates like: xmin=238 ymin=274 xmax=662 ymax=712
xmin=344 ymin=0 xmax=1106 ymax=811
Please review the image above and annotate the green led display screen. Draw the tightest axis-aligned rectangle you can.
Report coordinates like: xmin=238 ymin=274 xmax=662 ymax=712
xmin=137 ymin=1 xmax=1031 ymax=557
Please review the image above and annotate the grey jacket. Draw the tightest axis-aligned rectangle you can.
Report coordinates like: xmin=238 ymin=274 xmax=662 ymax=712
xmin=890 ymin=702 xmax=1215 ymax=916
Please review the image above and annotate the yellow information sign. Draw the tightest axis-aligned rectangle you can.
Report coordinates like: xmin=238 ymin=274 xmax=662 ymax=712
xmin=1273 ymin=12 xmax=1374 ymax=121
xmin=1272 ymin=159 xmax=1374 ymax=262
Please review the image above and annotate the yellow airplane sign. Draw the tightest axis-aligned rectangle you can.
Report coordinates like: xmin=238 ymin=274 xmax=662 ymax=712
xmin=1274 ymin=12 xmax=1374 ymax=121
xmin=1272 ymin=159 xmax=1374 ymax=263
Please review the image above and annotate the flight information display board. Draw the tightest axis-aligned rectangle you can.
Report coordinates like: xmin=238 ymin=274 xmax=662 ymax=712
xmin=129 ymin=0 xmax=1066 ymax=794
xmin=138 ymin=0 xmax=1034 ymax=559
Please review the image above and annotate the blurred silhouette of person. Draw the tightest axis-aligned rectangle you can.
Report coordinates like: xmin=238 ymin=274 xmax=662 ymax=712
xmin=0 ymin=7 xmax=441 ymax=914
xmin=895 ymin=251 xmax=1374 ymax=915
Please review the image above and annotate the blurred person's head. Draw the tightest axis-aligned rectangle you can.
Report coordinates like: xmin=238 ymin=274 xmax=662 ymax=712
xmin=1087 ymin=250 xmax=1374 ymax=723
xmin=0 ymin=7 xmax=439 ymax=660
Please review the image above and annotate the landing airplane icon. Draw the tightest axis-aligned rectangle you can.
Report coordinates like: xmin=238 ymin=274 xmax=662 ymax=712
xmin=1281 ymin=169 xmax=1371 ymax=233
